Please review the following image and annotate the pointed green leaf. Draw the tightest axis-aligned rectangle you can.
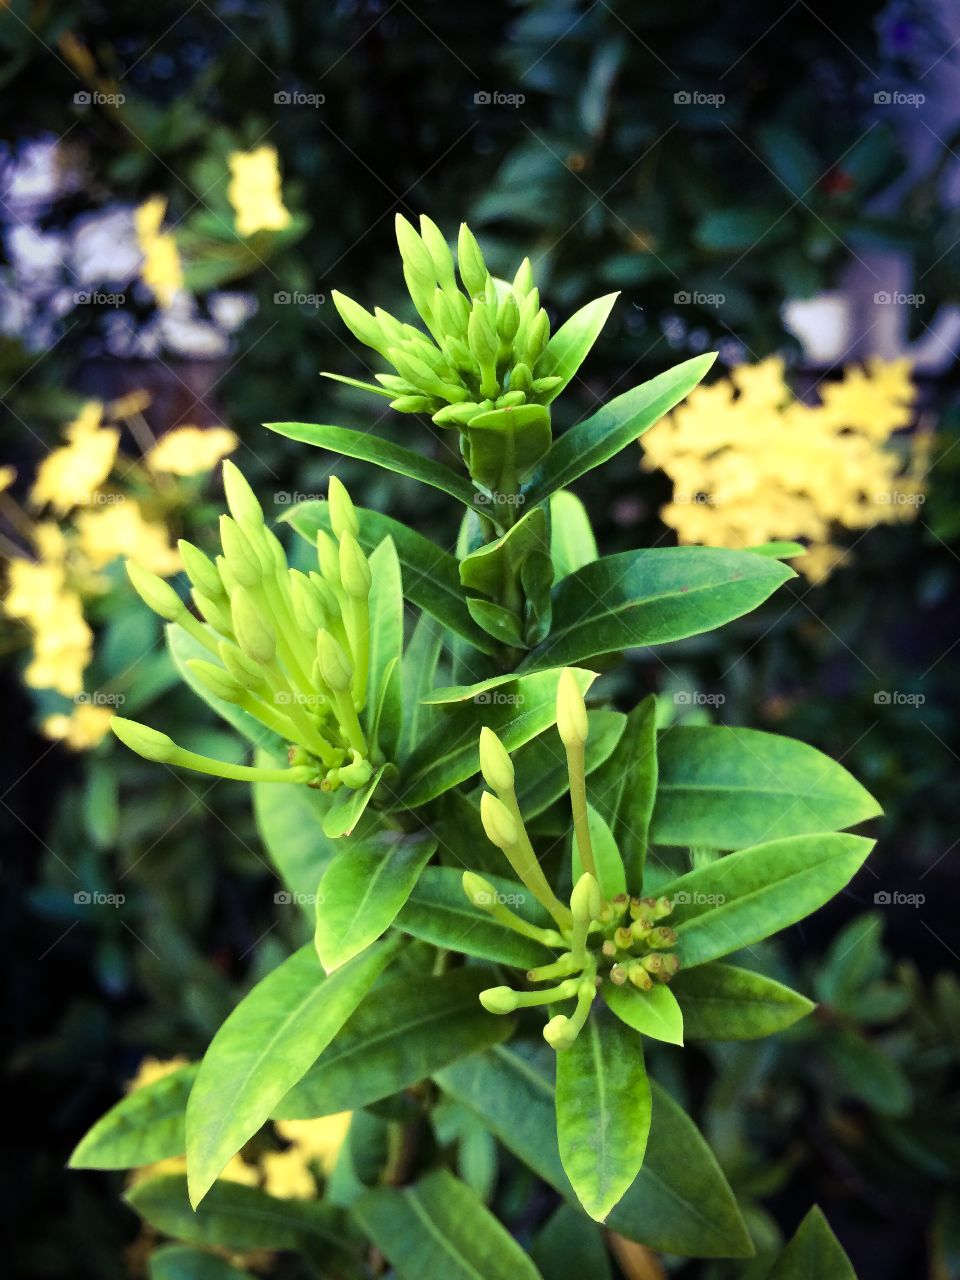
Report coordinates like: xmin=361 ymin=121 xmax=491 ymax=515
xmin=466 ymin=404 xmax=552 ymax=489
xmin=591 ymin=695 xmax=658 ymax=885
xmin=186 ymin=939 xmax=399 ymax=1206
xmin=149 ymin=1245 xmax=256 ymax=1280
xmin=534 ymin=292 xmax=619 ymax=404
xmin=549 ymin=490 xmax=598 ymax=582
xmin=602 ymin=980 xmax=684 ymax=1046
xmin=531 ymin=1204 xmax=612 ymax=1280
xmin=321 ymin=764 xmax=388 ymax=839
xmin=571 ymin=804 xmax=627 ymax=900
xmin=366 ymin=537 xmax=404 ymax=758
xmin=315 ymin=828 xmax=436 ymax=970
xmin=527 ymin=353 xmax=716 ymax=502
xmin=253 ymin=756 xmax=339 ymax=904
xmin=70 ymin=1064 xmax=197 ymax=1169
xmin=274 ymin=968 xmax=515 ymax=1118
xmin=354 ymin=1168 xmax=543 ymax=1280
xmin=398 ymin=611 xmax=444 ymax=762
xmin=660 ymin=833 xmax=875 ymax=968
xmin=556 ymin=1008 xmax=652 ymax=1221
xmin=652 ymin=725 xmax=882 ymax=849
xmin=672 ymin=963 xmax=815 ymax=1039
xmin=521 ymin=548 xmax=793 ymax=671
xmin=768 ymin=1206 xmax=857 ymax=1279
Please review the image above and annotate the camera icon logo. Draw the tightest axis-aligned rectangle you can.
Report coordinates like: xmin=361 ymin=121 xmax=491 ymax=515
xmin=273 ymin=291 xmax=291 ymax=304
xmin=874 ymin=90 xmax=891 ymax=105
xmin=674 ymin=290 xmax=691 ymax=304
xmin=73 ymin=91 xmax=92 ymax=106
xmin=74 ymin=891 xmax=92 ymax=904
xmin=274 ymin=891 xmax=293 ymax=904
xmin=874 ymin=691 xmax=891 ymax=705
xmin=674 ymin=91 xmax=691 ymax=105
xmin=474 ymin=91 xmax=491 ymax=105
xmin=274 ymin=91 xmax=291 ymax=104
xmin=874 ymin=890 xmax=891 ymax=904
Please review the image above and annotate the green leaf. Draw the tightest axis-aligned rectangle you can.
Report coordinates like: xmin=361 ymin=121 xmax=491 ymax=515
xmin=514 ymin=709 xmax=625 ymax=819
xmin=660 ymin=834 xmax=875 ymax=968
xmin=745 ymin=541 xmax=806 ymax=560
xmin=602 ymin=981 xmax=684 ymax=1046
xmin=527 ymin=353 xmax=716 ymax=503
xmin=521 ymin=548 xmax=793 ymax=671
xmin=149 ymin=1245 xmax=256 ymax=1280
xmin=253 ymin=759 xmax=339 ymax=904
xmin=571 ymin=804 xmax=627 ymax=900
xmin=556 ymin=1008 xmax=652 ymax=1221
xmin=265 ymin=421 xmax=477 ymax=508
xmin=400 ymin=668 xmax=596 ymax=806
xmin=591 ymin=696 xmax=658 ymax=886
xmin=549 ymin=490 xmax=598 ymax=582
xmin=321 ymin=763 xmax=388 ymax=839
xmin=821 ymin=1028 xmax=912 ymax=1116
xmin=459 ymin=506 xmax=550 ymax=635
xmin=354 ymin=1168 xmax=543 ymax=1280
xmin=652 ymin=725 xmax=881 ymax=849
xmin=315 ymin=828 xmax=437 ymax=971
xmin=127 ymin=1174 xmax=351 ymax=1253
xmin=767 ymin=1206 xmax=857 ymax=1279
xmin=284 ymin=501 xmax=496 ymax=655
xmin=398 ymin=611 xmax=444 ymax=762
xmin=366 ymin=537 xmax=404 ymax=758
xmin=274 ymin=968 xmax=515 ymax=1118
xmin=436 ymin=1044 xmax=752 ymax=1257
xmin=466 ymin=404 xmax=552 ymax=489
xmin=466 ymin=596 xmax=525 ymax=647
xmin=531 ymin=1204 xmax=612 ymax=1280
xmin=534 ymin=292 xmax=619 ymax=404
xmin=671 ymin=963 xmax=814 ymax=1039
xmin=186 ymin=939 xmax=398 ymax=1206
xmin=396 ymin=867 xmax=554 ymax=967
xmin=69 ymin=1064 xmax=197 ymax=1169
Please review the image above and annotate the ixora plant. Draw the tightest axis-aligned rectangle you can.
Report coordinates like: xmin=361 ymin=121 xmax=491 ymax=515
xmin=72 ymin=218 xmax=879 ymax=1278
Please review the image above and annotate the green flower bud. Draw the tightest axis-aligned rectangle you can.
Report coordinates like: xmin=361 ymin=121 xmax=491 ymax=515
xmin=374 ymin=306 xmax=406 ymax=346
xmin=496 ymin=390 xmax=526 ymax=408
xmin=222 ymin=460 xmax=264 ymax=529
xmin=216 ymin=554 xmax=238 ymax=595
xmin=126 ymin=562 xmax=186 ymax=623
xmin=609 ymin=964 xmax=628 ymax=986
xmin=479 ymin=986 xmax=519 ymax=1015
xmin=442 ymin=335 xmax=478 ymax=373
xmin=524 ymin=308 xmax=551 ymax=368
xmin=231 ymin=587 xmax=276 ymax=664
xmin=652 ymin=896 xmax=673 ymax=920
xmin=338 ymin=532 xmax=372 ymax=599
xmin=388 ymin=348 xmax=467 ymax=403
xmin=396 ymin=213 xmax=438 ymax=290
xmin=376 ymin=372 xmax=421 ymax=395
xmin=457 ymin=223 xmax=488 ymax=298
xmin=543 ymin=1014 xmax=575 ymax=1050
xmin=530 ymin=374 xmax=563 ymax=395
xmin=420 ymin=215 xmax=458 ymax=292
xmin=480 ymin=790 xmax=519 ymax=850
xmin=287 ymin=570 xmax=326 ymax=633
xmin=219 ymin=640 xmax=264 ymax=690
xmin=462 ymin=870 xmax=498 ymax=910
xmin=178 ymin=540 xmax=224 ymax=600
xmin=316 ymin=629 xmax=353 ymax=692
xmin=478 ymin=726 xmax=514 ymax=793
xmin=339 ymin=749 xmax=373 ymax=788
xmin=328 ymin=475 xmax=359 ymax=539
xmin=193 ymin=589 xmax=233 ymax=635
xmin=308 ymin=573 xmax=340 ymax=617
xmin=111 ymin=717 xmax=177 ymax=763
xmin=557 ymin=668 xmax=589 ymax=747
xmin=219 ymin=516 xmax=261 ymax=588
xmin=496 ymin=292 xmax=520 ymax=342
xmin=432 ymin=401 xmax=483 ymax=427
xmin=509 ymin=362 xmax=533 ymax=393
xmin=467 ymin=306 xmax=498 ymax=366
xmin=658 ymin=953 xmax=681 ymax=980
xmin=615 ymin=925 xmax=634 ymax=949
xmin=317 ymin=531 xmax=342 ymax=586
xmin=646 ymin=926 xmax=678 ymax=950
xmin=390 ymin=395 xmax=434 ymax=413
xmin=332 ymin=290 xmax=388 ymax=354
xmin=187 ymin=659 xmax=245 ymax=705
xmin=571 ymin=871 xmax=603 ymax=924
xmin=433 ymin=289 xmax=462 ymax=339
xmin=513 ymin=257 xmax=535 ymax=295
xmin=628 ymin=964 xmax=654 ymax=992
xmin=640 ymin=953 xmax=666 ymax=977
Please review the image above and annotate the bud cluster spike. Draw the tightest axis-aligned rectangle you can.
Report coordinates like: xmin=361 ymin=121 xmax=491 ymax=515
xmin=113 ymin=464 xmax=384 ymax=798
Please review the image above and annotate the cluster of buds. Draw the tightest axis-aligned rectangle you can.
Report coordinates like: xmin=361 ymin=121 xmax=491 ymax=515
xmin=111 ymin=462 xmax=379 ymax=792
xmin=329 ymin=216 xmax=561 ymax=431
xmin=463 ymin=669 xmax=680 ymax=1052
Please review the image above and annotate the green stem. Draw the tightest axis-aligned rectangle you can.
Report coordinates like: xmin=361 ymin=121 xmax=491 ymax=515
xmin=565 ymin=741 xmax=596 ymax=879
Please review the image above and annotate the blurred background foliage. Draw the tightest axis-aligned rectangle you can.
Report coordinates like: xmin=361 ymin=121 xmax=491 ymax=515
xmin=2 ymin=0 xmax=959 ymax=1277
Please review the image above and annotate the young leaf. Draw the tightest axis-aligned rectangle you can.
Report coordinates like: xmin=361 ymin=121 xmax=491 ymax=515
xmin=354 ymin=1168 xmax=543 ymax=1280
xmin=590 ymin=695 xmax=658 ymax=886
xmin=521 ymin=548 xmax=793 ymax=671
xmin=767 ymin=1206 xmax=857 ymax=1279
xmin=366 ymin=537 xmax=404 ymax=758
xmin=398 ymin=610 xmax=444 ymax=762
xmin=253 ymin=757 xmax=339 ymax=903
xmin=186 ymin=939 xmax=399 ymax=1206
xmin=549 ymin=490 xmax=598 ymax=582
xmin=314 ymin=828 xmax=437 ymax=971
xmin=149 ymin=1245 xmax=256 ymax=1280
xmin=556 ymin=1007 xmax=652 ymax=1221
xmin=396 ymin=867 xmax=555 ymax=967
xmin=321 ymin=764 xmax=387 ymax=839
xmin=284 ymin=501 xmax=497 ymax=655
xmin=265 ymin=421 xmax=477 ymax=509
xmin=671 ymin=963 xmax=814 ymax=1039
xmin=526 ymin=353 xmax=716 ymax=502
xmin=70 ymin=1064 xmax=197 ymax=1169
xmin=531 ymin=1204 xmax=612 ymax=1280
xmin=602 ymin=981 xmax=684 ymax=1046
xmin=571 ymin=804 xmax=627 ymax=900
xmin=660 ymin=833 xmax=876 ymax=968
xmin=652 ymin=725 xmax=881 ymax=849
xmin=466 ymin=404 xmax=552 ymax=491
xmin=274 ymin=968 xmax=515 ymax=1118
xmin=534 ymin=292 xmax=620 ymax=403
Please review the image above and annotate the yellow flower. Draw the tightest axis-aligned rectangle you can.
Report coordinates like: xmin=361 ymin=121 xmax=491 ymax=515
xmin=227 ymin=146 xmax=292 ymax=238
xmin=75 ymin=500 xmax=181 ymax=576
xmin=818 ymin=358 xmax=915 ymax=441
xmin=136 ymin=197 xmax=184 ymax=309
xmin=261 ymin=1148 xmax=317 ymax=1200
xmin=108 ymin=390 xmax=152 ymax=419
xmin=127 ymin=1055 xmax=190 ymax=1092
xmin=275 ymin=1114 xmax=352 ymax=1177
xmin=43 ymin=704 xmax=116 ymax=750
xmin=31 ymin=403 xmax=119 ymax=514
xmin=146 ymin=425 xmax=239 ymax=476
xmin=5 ymin=559 xmax=93 ymax=696
xmin=0 ymin=464 xmax=16 ymax=493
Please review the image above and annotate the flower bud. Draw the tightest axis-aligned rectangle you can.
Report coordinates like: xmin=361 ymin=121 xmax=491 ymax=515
xmin=479 ymin=986 xmax=519 ymax=1015
xmin=615 ymin=925 xmax=634 ymax=949
xmin=231 ymin=587 xmax=276 ymax=664
xmin=396 ymin=214 xmax=437 ymax=290
xmin=647 ymin=926 xmax=678 ymax=950
xmin=420 ymin=215 xmax=458 ymax=293
xmin=339 ymin=532 xmax=372 ymax=599
xmin=478 ymin=726 xmax=514 ymax=794
xmin=325 ymin=475 xmax=359 ymax=539
xmin=339 ymin=750 xmax=373 ymax=788
xmin=374 ymin=306 xmax=406 ymax=346
xmin=652 ymin=896 xmax=673 ymax=920
xmin=457 ymin=223 xmax=488 ymax=298
xmin=178 ymin=540 xmax=224 ymax=599
xmin=219 ymin=516 xmax=261 ymax=588
xmin=510 ymin=362 xmax=533 ymax=393
xmin=524 ymin=308 xmax=551 ymax=368
xmin=193 ymin=589 xmax=233 ymax=635
xmin=467 ymin=307 xmax=498 ymax=367
xmin=111 ymin=717 xmax=177 ymax=763
xmin=513 ymin=257 xmax=534 ymax=295
xmin=462 ymin=870 xmax=497 ymax=910
xmin=556 ymin=668 xmax=588 ymax=747
xmin=308 ymin=573 xmax=340 ymax=617
xmin=609 ymin=963 xmax=628 ymax=985
xmin=658 ymin=954 xmax=681 ymax=980
xmin=390 ymin=395 xmax=434 ymax=413
xmin=222 ymin=460 xmax=264 ymax=529
xmin=480 ymin=790 xmax=519 ymax=850
xmin=570 ymin=872 xmax=603 ymax=924
xmin=288 ymin=570 xmax=326 ymax=632
xmin=543 ymin=1014 xmax=575 ymax=1050
xmin=126 ymin=562 xmax=186 ymax=623
xmin=332 ymin=290 xmax=388 ymax=354
xmin=496 ymin=292 xmax=520 ymax=342
xmin=628 ymin=964 xmax=654 ymax=992
xmin=219 ymin=640 xmax=264 ymax=690
xmin=317 ymin=531 xmax=341 ymax=586
xmin=530 ymin=374 xmax=563 ymax=395
xmin=187 ymin=659 xmax=245 ymax=705
xmin=495 ymin=390 xmax=526 ymax=408
xmin=432 ymin=402 xmax=483 ymax=427
xmin=316 ymin=629 xmax=353 ymax=692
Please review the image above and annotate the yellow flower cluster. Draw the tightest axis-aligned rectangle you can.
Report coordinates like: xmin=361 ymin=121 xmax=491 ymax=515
xmin=2 ymin=401 xmax=238 ymax=746
xmin=227 ymin=146 xmax=292 ymax=238
xmin=642 ymin=358 xmax=927 ymax=581
xmin=135 ymin=196 xmax=184 ymax=309
xmin=126 ymin=1057 xmax=350 ymax=1198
